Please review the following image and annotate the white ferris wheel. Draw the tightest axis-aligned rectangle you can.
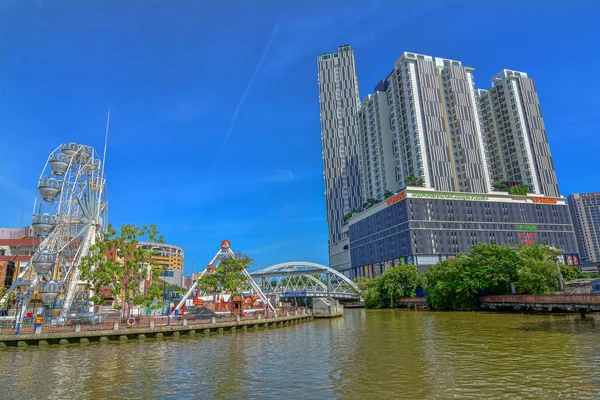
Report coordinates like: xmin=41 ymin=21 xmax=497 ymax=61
xmin=2 ymin=142 xmax=108 ymax=324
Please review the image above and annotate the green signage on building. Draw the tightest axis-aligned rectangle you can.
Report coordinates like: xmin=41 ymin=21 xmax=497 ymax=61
xmin=411 ymin=191 xmax=489 ymax=201
xmin=516 ymin=225 xmax=537 ymax=231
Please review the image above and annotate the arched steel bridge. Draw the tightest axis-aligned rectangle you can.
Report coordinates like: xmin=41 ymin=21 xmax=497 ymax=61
xmin=250 ymin=262 xmax=361 ymax=301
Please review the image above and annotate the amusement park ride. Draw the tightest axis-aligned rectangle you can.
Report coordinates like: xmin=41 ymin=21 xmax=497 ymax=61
xmin=0 ymin=140 xmax=276 ymax=325
xmin=172 ymin=240 xmax=277 ymax=317
xmin=0 ymin=142 xmax=108 ymax=326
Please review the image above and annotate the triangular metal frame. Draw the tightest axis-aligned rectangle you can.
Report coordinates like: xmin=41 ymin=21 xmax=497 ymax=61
xmin=171 ymin=241 xmax=277 ymax=317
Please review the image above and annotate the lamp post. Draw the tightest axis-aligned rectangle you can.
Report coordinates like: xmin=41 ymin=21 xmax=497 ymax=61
xmin=162 ymin=266 xmax=171 ymax=325
xmin=15 ymin=288 xmax=22 ymax=334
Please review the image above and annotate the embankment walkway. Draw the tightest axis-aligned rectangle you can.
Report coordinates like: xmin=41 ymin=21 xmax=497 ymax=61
xmin=394 ymin=294 xmax=600 ymax=315
xmin=0 ymin=312 xmax=312 ymax=348
xmin=479 ymin=294 xmax=600 ymax=314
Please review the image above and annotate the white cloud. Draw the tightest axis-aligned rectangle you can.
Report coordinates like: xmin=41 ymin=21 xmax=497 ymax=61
xmin=274 ymin=169 xmax=295 ymax=182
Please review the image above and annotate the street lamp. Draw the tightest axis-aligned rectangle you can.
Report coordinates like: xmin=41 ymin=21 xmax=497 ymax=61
xmin=162 ymin=266 xmax=171 ymax=322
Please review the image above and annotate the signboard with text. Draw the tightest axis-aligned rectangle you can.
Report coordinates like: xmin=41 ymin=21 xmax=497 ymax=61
xmin=284 ymin=290 xmax=307 ymax=297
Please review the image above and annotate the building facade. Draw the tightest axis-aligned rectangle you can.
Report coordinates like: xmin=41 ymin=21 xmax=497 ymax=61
xmin=343 ymin=187 xmax=579 ymax=279
xmin=318 ymin=44 xmax=363 ymax=270
xmin=356 ymin=80 xmax=397 ymax=202
xmin=140 ymin=242 xmax=184 ymax=287
xmin=477 ymin=70 xmax=560 ymax=197
xmin=568 ymin=193 xmax=600 ymax=263
xmin=319 ymin=46 xmax=564 ymax=272
xmin=383 ymin=52 xmax=490 ymax=194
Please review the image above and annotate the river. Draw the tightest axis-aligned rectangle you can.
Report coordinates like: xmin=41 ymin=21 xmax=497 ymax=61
xmin=1 ymin=310 xmax=599 ymax=399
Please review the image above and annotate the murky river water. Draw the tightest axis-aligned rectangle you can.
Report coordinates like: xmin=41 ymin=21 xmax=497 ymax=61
xmin=1 ymin=309 xmax=599 ymax=399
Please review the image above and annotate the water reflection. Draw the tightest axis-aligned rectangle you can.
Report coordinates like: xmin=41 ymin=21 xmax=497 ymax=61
xmin=0 ymin=310 xmax=599 ymax=399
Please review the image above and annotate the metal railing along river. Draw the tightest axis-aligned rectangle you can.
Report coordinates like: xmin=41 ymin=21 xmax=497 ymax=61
xmin=0 ymin=306 xmax=309 ymax=336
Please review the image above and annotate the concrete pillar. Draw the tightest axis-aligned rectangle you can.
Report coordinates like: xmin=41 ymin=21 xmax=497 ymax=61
xmin=211 ymin=317 xmax=216 ymax=324
xmin=17 ymin=341 xmax=28 ymax=347
xmin=138 ymin=334 xmax=147 ymax=340
xmin=236 ymin=316 xmax=241 ymax=322
xmin=59 ymin=339 xmax=69 ymax=345
xmin=99 ymin=336 xmax=109 ymax=342
xmin=173 ymin=331 xmax=180 ymax=337
xmin=150 ymin=320 xmax=155 ymax=328
xmin=183 ymin=319 xmax=188 ymax=326
xmin=204 ymin=329 xmax=210 ymax=335
xmin=80 ymin=338 xmax=90 ymax=344
xmin=113 ymin=323 xmax=119 ymax=330
xmin=257 ymin=314 xmax=262 ymax=320
xmin=327 ymin=273 xmax=331 ymax=298
xmin=38 ymin=340 xmax=49 ymax=346
xmin=156 ymin=333 xmax=164 ymax=339
xmin=75 ymin=324 xmax=81 ymax=333
xmin=119 ymin=335 xmax=128 ymax=341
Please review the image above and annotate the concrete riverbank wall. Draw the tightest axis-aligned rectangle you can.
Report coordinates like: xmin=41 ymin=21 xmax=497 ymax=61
xmin=0 ymin=312 xmax=313 ymax=348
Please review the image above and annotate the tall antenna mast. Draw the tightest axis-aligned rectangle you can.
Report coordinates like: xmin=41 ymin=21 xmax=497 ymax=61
xmin=98 ymin=108 xmax=110 ymax=223
xmin=101 ymin=108 xmax=110 ymax=180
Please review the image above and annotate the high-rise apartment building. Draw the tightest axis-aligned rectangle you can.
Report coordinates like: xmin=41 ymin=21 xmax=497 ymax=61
xmin=319 ymin=46 xmax=565 ymax=272
xmin=568 ymin=193 xmax=600 ymax=263
xmin=360 ymin=52 xmax=490 ymax=196
xmin=356 ymin=79 xmax=397 ymax=201
xmin=317 ymin=45 xmax=363 ymax=270
xmin=477 ymin=70 xmax=560 ymax=197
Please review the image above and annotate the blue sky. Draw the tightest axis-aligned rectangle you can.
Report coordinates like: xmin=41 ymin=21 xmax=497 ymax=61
xmin=1 ymin=1 xmax=599 ymax=274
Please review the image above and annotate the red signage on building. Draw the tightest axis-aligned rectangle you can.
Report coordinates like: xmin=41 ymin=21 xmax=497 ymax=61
xmin=386 ymin=192 xmax=406 ymax=206
xmin=532 ymin=197 xmax=557 ymax=204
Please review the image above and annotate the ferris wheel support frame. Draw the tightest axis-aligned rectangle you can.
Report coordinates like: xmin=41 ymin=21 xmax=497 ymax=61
xmin=57 ymin=224 xmax=97 ymax=324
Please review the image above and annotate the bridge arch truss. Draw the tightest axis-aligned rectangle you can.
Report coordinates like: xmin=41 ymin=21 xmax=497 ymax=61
xmin=250 ymin=262 xmax=361 ymax=300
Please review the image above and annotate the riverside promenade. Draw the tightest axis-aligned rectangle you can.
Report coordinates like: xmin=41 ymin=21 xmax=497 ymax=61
xmin=0 ymin=311 xmax=313 ymax=348
xmin=394 ymin=294 xmax=600 ymax=315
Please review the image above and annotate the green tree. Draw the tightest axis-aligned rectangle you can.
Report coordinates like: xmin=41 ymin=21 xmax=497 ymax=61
xmin=79 ymin=224 xmax=166 ymax=315
xmin=559 ymin=265 xmax=584 ymax=282
xmin=404 ymin=175 xmax=425 ymax=187
xmin=379 ymin=263 xmax=423 ymax=307
xmin=509 ymin=185 xmax=530 ymax=195
xmin=354 ymin=276 xmax=385 ymax=309
xmin=467 ymin=243 xmax=520 ymax=295
xmin=514 ymin=244 xmax=560 ymax=294
xmin=384 ymin=190 xmax=395 ymax=199
xmin=0 ymin=285 xmax=7 ymax=305
xmin=197 ymin=253 xmax=252 ymax=295
xmin=425 ymin=256 xmax=482 ymax=310
xmin=363 ymin=198 xmax=379 ymax=209
xmin=425 ymin=243 xmax=564 ymax=310
xmin=342 ymin=210 xmax=355 ymax=224
xmin=354 ymin=263 xmax=423 ymax=309
xmin=161 ymin=281 xmax=186 ymax=298
xmin=493 ymin=182 xmax=509 ymax=191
